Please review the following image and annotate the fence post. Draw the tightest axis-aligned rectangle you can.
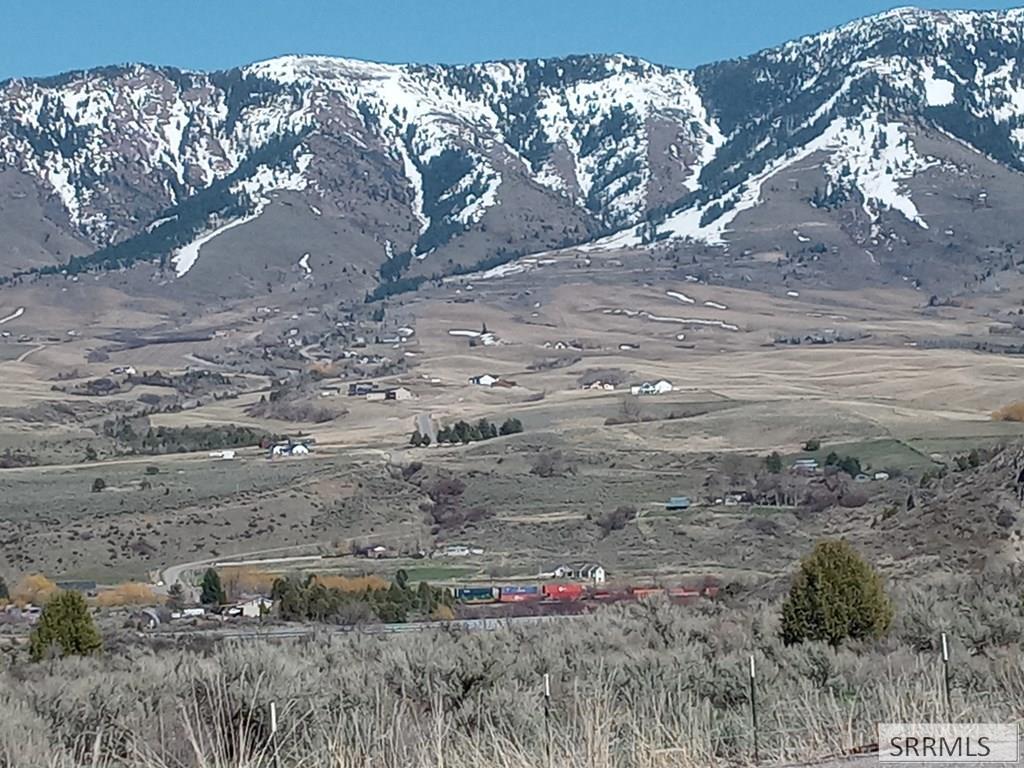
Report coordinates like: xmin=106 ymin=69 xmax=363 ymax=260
xmin=749 ymin=655 xmax=759 ymax=765
xmin=543 ymin=673 xmax=553 ymax=768
xmin=269 ymin=701 xmax=281 ymax=768
xmin=941 ymin=632 xmax=952 ymax=720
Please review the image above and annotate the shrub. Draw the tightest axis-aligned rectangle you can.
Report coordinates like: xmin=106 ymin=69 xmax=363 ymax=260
xmin=29 ymin=590 xmax=102 ymax=661
xmin=91 ymin=477 xmax=107 ymax=493
xmin=596 ymin=505 xmax=637 ymax=536
xmin=781 ymin=540 xmax=893 ymax=647
xmin=530 ymin=450 xmax=574 ymax=478
xmin=200 ymin=568 xmax=226 ymax=606
xmin=96 ymin=582 xmax=157 ymax=607
xmin=803 ymin=438 xmax=821 ymax=451
xmin=993 ymin=402 xmax=1024 ymax=422
xmin=12 ymin=574 xmax=59 ymax=605
xmin=166 ymin=583 xmax=186 ymax=611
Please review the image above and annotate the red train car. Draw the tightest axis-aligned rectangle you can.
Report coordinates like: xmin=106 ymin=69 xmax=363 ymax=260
xmin=543 ymin=583 xmax=584 ymax=601
xmin=667 ymin=586 xmax=700 ymax=599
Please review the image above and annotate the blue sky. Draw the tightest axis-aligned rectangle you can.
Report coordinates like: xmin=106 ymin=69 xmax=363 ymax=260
xmin=1 ymin=1 xmax=1022 ymax=79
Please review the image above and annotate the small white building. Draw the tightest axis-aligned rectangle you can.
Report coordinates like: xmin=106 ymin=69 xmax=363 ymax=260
xmin=388 ymin=387 xmax=415 ymax=401
xmin=873 ymin=471 xmax=891 ymax=481
xmin=228 ymin=597 xmax=273 ymax=619
xmin=469 ymin=374 xmax=500 ymax=387
xmin=208 ymin=449 xmax=236 ymax=460
xmin=577 ymin=564 xmax=607 ymax=584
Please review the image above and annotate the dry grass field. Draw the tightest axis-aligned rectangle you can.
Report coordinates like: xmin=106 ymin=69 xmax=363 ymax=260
xmin=2 ymin=254 xmax=1024 ymax=586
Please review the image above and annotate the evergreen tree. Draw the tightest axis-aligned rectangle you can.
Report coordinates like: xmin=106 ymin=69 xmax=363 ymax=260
xmin=499 ymin=417 xmax=524 ymax=435
xmin=395 ymin=569 xmax=409 ymax=590
xmin=765 ymin=451 xmax=783 ymax=474
xmin=29 ymin=590 xmax=102 ymax=662
xmin=781 ymin=540 xmax=893 ymax=648
xmin=200 ymin=568 xmax=226 ymax=606
xmin=0 ymin=575 xmax=8 ymax=602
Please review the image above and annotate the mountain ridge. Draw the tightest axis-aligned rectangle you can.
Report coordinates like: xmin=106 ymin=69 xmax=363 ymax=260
xmin=3 ymin=6 xmax=1024 ymax=301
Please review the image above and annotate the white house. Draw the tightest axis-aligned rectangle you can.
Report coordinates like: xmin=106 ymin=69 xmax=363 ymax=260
xmin=290 ymin=444 xmax=310 ymax=456
xmin=577 ymin=564 xmax=607 ymax=584
xmin=469 ymin=374 xmax=500 ymax=387
xmin=652 ymin=380 xmax=674 ymax=395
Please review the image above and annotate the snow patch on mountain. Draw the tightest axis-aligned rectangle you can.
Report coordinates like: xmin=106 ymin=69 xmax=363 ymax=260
xmin=172 ymin=209 xmax=265 ymax=277
xmin=922 ymin=64 xmax=955 ymax=106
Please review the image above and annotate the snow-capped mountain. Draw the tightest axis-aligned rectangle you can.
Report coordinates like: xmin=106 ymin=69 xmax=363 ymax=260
xmin=4 ymin=6 xmax=1024 ymax=296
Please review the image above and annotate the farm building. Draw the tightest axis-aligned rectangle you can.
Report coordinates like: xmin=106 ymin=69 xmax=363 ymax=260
xmin=630 ymin=380 xmax=673 ymax=396
xmin=665 ymin=496 xmax=691 ymax=511
xmin=792 ymin=458 xmax=819 ymax=474
xmin=348 ymin=382 xmax=375 ymax=396
xmin=270 ymin=441 xmax=312 ymax=458
xmin=56 ymin=580 xmax=98 ymax=595
xmin=226 ymin=597 xmax=273 ymax=618
xmin=469 ymin=374 xmax=500 ymax=387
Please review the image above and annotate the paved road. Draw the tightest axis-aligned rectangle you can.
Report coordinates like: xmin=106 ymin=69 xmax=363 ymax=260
xmin=157 ymin=548 xmax=323 ymax=593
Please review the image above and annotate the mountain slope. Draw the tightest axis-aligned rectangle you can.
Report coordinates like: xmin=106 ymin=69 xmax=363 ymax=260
xmin=4 ymin=7 xmax=1024 ymax=300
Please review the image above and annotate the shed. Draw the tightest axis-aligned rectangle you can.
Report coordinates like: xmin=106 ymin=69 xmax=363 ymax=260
xmin=666 ymin=496 xmax=691 ymax=511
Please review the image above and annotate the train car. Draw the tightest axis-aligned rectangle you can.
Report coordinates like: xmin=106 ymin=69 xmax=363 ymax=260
xmin=630 ymin=587 xmax=664 ymax=600
xmin=542 ymin=583 xmax=584 ymax=601
xmin=454 ymin=586 xmax=498 ymax=605
xmin=667 ymin=586 xmax=700 ymax=599
xmin=499 ymin=585 xmax=541 ymax=603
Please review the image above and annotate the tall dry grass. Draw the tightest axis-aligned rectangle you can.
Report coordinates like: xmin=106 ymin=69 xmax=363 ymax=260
xmin=3 ymin=573 xmax=1024 ymax=767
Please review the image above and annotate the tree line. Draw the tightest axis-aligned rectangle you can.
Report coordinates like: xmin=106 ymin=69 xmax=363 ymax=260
xmin=411 ymin=417 xmax=523 ymax=447
xmin=270 ymin=572 xmax=453 ymax=624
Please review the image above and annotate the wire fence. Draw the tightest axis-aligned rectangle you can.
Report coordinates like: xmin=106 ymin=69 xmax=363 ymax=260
xmin=242 ymin=635 xmax=1024 ymax=767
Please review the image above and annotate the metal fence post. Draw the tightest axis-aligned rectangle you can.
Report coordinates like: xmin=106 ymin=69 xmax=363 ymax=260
xmin=941 ymin=632 xmax=952 ymax=720
xmin=269 ymin=701 xmax=281 ymax=768
xmin=544 ymin=673 xmax=553 ymax=768
xmin=749 ymin=655 xmax=760 ymax=765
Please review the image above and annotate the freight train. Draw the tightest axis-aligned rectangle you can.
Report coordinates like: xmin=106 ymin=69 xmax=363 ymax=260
xmin=451 ymin=582 xmax=719 ymax=606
